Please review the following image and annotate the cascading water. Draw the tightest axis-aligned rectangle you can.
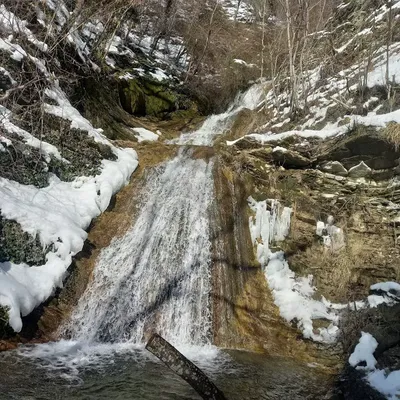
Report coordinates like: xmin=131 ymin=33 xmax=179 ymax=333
xmin=64 ymin=148 xmax=214 ymax=346
xmin=172 ymin=83 xmax=265 ymax=146
xmin=60 ymin=82 xmax=265 ymax=348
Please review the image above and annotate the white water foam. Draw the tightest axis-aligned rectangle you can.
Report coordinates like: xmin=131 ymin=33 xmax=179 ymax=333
xmin=63 ymin=148 xmax=214 ymax=346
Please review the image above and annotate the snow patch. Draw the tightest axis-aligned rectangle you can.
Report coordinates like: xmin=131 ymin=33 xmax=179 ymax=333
xmin=44 ymin=84 xmax=111 ymax=146
xmin=349 ymin=332 xmax=378 ymax=369
xmin=316 ymin=216 xmax=345 ymax=252
xmin=349 ymin=332 xmax=400 ymax=399
xmin=132 ymin=127 xmax=160 ymax=143
xmin=0 ymin=5 xmax=48 ymax=52
xmin=0 ymin=106 xmax=65 ymax=162
xmin=371 ymin=282 xmax=400 ymax=295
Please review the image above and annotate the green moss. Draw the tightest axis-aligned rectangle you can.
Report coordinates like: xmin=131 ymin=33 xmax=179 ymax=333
xmin=119 ymin=76 xmax=196 ymax=118
xmin=122 ymin=80 xmax=146 ymax=115
xmin=169 ymin=108 xmax=200 ymax=120
xmin=144 ymin=95 xmax=172 ymax=115
xmin=0 ymin=217 xmax=49 ymax=266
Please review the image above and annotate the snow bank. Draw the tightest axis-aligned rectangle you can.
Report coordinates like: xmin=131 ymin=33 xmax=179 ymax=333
xmin=349 ymin=332 xmax=400 ymax=400
xmin=0 ymin=106 xmax=65 ymax=162
xmin=0 ymin=145 xmax=137 ymax=332
xmin=0 ymin=83 xmax=138 ymax=332
xmin=267 ymin=252 xmax=339 ymax=342
xmin=227 ymin=42 xmax=400 ymax=147
xmin=371 ymin=282 xmax=400 ymax=295
xmin=368 ymin=369 xmax=400 ymax=400
xmin=227 ymin=125 xmax=345 ymax=146
xmin=44 ymin=86 xmax=109 ymax=145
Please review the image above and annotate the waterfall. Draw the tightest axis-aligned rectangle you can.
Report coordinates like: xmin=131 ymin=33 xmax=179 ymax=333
xmin=60 ymin=82 xmax=264 ymax=348
xmin=63 ymin=148 xmax=214 ymax=346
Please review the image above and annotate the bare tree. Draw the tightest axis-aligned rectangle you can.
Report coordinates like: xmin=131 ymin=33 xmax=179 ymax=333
xmin=234 ymin=0 xmax=243 ymax=22
xmin=386 ymin=0 xmax=393 ymax=100
xmin=151 ymin=0 xmax=177 ymax=54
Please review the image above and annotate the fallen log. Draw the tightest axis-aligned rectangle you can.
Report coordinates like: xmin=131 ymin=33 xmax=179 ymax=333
xmin=146 ymin=333 xmax=227 ymax=400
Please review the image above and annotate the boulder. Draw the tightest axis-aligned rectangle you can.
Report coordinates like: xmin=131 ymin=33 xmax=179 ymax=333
xmin=249 ymin=146 xmax=311 ymax=169
xmin=319 ymin=161 xmax=348 ymax=176
xmin=119 ymin=76 xmax=196 ymax=118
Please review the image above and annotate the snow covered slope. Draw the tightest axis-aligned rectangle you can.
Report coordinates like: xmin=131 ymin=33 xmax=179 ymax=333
xmin=229 ymin=0 xmax=400 ymax=147
xmin=0 ymin=2 xmax=141 ymax=332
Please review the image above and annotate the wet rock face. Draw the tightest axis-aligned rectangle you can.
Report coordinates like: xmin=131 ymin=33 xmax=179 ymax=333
xmin=230 ymin=129 xmax=400 ymax=304
xmin=210 ymin=154 xmax=341 ymax=369
xmin=119 ymin=77 xmax=197 ymax=119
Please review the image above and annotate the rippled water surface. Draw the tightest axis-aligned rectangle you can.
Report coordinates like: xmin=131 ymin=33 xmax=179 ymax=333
xmin=0 ymin=342 xmax=333 ymax=400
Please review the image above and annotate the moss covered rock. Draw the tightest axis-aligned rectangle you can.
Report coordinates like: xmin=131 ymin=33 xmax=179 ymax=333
xmin=119 ymin=79 xmax=147 ymax=116
xmin=120 ymin=78 xmax=177 ymax=117
xmin=0 ymin=217 xmax=48 ymax=266
xmin=119 ymin=76 xmax=196 ymax=119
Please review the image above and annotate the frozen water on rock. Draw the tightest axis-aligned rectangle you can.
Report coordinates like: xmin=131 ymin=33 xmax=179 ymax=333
xmin=248 ymin=198 xmax=399 ymax=344
xmin=316 ymin=216 xmax=345 ymax=253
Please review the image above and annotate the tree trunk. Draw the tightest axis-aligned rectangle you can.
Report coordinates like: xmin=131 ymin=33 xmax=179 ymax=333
xmin=285 ymin=0 xmax=298 ymax=114
xmin=146 ymin=334 xmax=228 ymax=400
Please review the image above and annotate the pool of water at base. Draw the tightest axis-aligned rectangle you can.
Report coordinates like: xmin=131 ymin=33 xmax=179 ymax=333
xmin=0 ymin=342 xmax=334 ymax=400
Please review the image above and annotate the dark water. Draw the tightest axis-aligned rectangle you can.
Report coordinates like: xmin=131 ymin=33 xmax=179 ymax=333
xmin=0 ymin=341 xmax=333 ymax=400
